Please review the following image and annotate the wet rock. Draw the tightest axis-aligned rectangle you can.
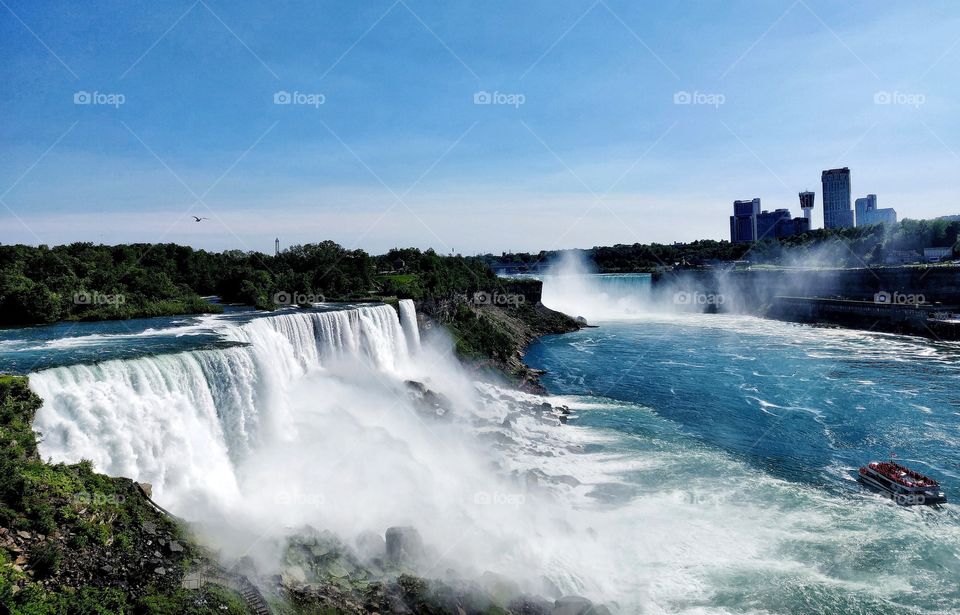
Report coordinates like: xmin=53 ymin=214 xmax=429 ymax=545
xmin=282 ymin=564 xmax=308 ymax=586
xmin=508 ymin=596 xmax=553 ymax=615
xmin=552 ymin=596 xmax=594 ymax=615
xmin=385 ymin=526 xmax=423 ymax=566
xmin=166 ymin=540 xmax=184 ymax=553
xmin=138 ymin=482 xmax=153 ymax=498
xmin=141 ymin=521 xmax=157 ymax=535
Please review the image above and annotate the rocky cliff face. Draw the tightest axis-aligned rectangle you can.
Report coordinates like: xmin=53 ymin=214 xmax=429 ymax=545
xmin=414 ymin=280 xmax=581 ymax=392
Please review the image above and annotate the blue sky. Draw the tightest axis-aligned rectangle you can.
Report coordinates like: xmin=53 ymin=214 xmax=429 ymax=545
xmin=1 ymin=0 xmax=959 ymax=254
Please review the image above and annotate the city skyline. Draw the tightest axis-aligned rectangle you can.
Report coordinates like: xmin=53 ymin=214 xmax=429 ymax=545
xmin=2 ymin=1 xmax=960 ymax=254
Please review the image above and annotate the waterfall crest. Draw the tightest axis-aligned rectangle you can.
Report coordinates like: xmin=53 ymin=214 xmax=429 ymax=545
xmin=28 ymin=304 xmax=412 ymax=510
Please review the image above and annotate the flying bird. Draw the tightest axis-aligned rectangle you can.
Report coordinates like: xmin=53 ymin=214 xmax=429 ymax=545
xmin=192 ymin=216 xmax=209 ymax=222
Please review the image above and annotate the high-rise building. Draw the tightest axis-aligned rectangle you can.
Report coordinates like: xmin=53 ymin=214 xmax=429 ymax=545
xmin=822 ymin=168 xmax=853 ymax=229
xmin=854 ymin=194 xmax=876 ymax=224
xmin=729 ymin=198 xmax=761 ymax=243
xmin=855 ymin=194 xmax=897 ymax=227
xmin=757 ymin=209 xmax=811 ymax=240
xmin=799 ymin=191 xmax=815 ymax=225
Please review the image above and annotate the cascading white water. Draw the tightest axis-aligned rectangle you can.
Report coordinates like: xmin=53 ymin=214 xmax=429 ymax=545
xmin=27 ymin=302 xmax=615 ymax=601
xmin=29 ymin=305 xmax=413 ymax=513
xmin=539 ymin=252 xmax=654 ymax=321
xmin=398 ymin=299 xmax=421 ymax=353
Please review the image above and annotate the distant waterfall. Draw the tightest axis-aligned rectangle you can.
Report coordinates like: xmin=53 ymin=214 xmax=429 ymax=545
xmin=28 ymin=304 xmax=412 ymax=510
xmin=541 ymin=273 xmax=652 ymax=321
xmin=398 ymin=299 xmax=421 ymax=353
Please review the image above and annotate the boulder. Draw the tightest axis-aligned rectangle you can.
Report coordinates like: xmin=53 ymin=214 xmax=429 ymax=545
xmin=281 ymin=564 xmax=308 ymax=586
xmin=166 ymin=540 xmax=184 ymax=553
xmin=385 ymin=526 xmax=423 ymax=565
xmin=552 ymin=596 xmax=597 ymax=615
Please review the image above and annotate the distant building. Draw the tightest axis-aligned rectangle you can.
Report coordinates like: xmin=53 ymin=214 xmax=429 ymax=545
xmin=757 ymin=209 xmax=810 ymax=240
xmin=730 ymin=199 xmax=809 ymax=243
xmin=822 ymin=168 xmax=853 ymax=229
xmin=799 ymin=191 xmax=815 ymax=226
xmin=923 ymin=247 xmax=953 ymax=263
xmin=729 ymin=198 xmax=761 ymax=243
xmin=855 ymin=194 xmax=897 ymax=227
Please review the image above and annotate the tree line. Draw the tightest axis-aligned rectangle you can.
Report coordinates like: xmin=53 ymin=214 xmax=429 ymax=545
xmin=0 ymin=241 xmax=496 ymax=326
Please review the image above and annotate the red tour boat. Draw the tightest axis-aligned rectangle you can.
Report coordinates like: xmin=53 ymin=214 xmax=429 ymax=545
xmin=858 ymin=461 xmax=947 ymax=505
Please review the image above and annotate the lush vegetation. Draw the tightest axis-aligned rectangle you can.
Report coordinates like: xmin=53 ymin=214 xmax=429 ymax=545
xmin=483 ymin=218 xmax=960 ymax=272
xmin=0 ymin=242 xmax=498 ymax=326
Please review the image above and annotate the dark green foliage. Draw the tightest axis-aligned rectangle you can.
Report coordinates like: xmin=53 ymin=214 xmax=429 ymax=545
xmin=0 ymin=241 xmax=502 ymax=326
xmin=0 ymin=243 xmax=225 ymax=326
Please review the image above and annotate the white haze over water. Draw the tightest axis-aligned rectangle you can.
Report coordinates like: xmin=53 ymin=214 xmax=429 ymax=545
xmin=539 ymin=251 xmax=655 ymax=321
xmin=25 ymin=298 xmax=960 ymax=613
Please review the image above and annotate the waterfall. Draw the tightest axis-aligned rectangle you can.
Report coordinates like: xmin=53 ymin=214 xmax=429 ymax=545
xmin=541 ymin=273 xmax=653 ymax=320
xmin=398 ymin=299 xmax=421 ymax=353
xmin=24 ymin=300 xmax=620 ymax=603
xmin=28 ymin=303 xmax=412 ymax=512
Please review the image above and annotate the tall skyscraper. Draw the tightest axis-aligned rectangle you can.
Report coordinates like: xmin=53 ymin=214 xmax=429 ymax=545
xmin=799 ymin=191 xmax=815 ymax=225
xmin=822 ymin=168 xmax=853 ymax=229
xmin=730 ymin=198 xmax=761 ymax=243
